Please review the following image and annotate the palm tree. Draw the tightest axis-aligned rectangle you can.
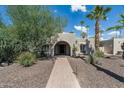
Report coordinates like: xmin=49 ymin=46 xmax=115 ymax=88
xmin=107 ymin=14 xmax=124 ymax=38
xmin=86 ymin=6 xmax=111 ymax=50
xmin=80 ymin=21 xmax=89 ymax=39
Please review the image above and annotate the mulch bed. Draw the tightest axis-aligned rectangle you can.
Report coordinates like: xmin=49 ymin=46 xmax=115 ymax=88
xmin=0 ymin=58 xmax=55 ymax=88
xmin=68 ymin=56 xmax=124 ymax=88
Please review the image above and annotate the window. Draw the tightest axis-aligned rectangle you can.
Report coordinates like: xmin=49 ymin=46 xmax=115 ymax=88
xmin=80 ymin=44 xmax=86 ymax=53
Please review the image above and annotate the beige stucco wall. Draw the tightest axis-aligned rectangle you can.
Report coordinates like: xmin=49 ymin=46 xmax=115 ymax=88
xmin=102 ymin=37 xmax=124 ymax=55
xmin=50 ymin=32 xmax=124 ymax=56
xmin=51 ymin=32 xmax=87 ymax=56
xmin=113 ymin=38 xmax=124 ymax=55
xmin=51 ymin=32 xmax=76 ymax=56
xmin=102 ymin=39 xmax=113 ymax=54
xmin=50 ymin=32 xmax=96 ymax=56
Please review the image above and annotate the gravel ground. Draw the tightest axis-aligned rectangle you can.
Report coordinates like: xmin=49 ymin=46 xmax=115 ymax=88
xmin=67 ymin=56 xmax=124 ymax=88
xmin=0 ymin=58 xmax=55 ymax=88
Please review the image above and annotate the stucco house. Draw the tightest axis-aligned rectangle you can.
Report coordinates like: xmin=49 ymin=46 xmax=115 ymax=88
xmin=42 ymin=32 xmax=95 ymax=57
xmin=42 ymin=32 xmax=124 ymax=57
xmin=101 ymin=37 xmax=124 ymax=55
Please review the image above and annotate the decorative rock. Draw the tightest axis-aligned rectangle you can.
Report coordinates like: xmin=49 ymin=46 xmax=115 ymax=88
xmin=1 ymin=62 xmax=9 ymax=67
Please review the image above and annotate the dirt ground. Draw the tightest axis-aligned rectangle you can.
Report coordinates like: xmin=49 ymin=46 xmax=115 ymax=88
xmin=68 ymin=56 xmax=124 ymax=88
xmin=0 ymin=58 xmax=55 ymax=88
xmin=0 ymin=56 xmax=124 ymax=88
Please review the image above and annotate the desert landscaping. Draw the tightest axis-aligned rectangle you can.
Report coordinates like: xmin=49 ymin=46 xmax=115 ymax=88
xmin=68 ymin=56 xmax=124 ymax=88
xmin=0 ymin=58 xmax=55 ymax=88
xmin=0 ymin=5 xmax=124 ymax=88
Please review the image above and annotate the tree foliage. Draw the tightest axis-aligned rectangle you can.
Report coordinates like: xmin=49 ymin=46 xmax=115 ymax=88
xmin=0 ymin=5 xmax=67 ymax=64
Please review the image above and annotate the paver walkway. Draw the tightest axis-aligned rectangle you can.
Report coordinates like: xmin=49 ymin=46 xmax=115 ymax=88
xmin=46 ymin=56 xmax=80 ymax=88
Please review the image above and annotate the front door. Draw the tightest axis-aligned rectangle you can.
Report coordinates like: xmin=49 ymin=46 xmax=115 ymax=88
xmin=59 ymin=44 xmax=66 ymax=55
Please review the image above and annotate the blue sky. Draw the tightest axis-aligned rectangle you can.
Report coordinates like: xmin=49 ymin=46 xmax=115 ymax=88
xmin=0 ymin=5 xmax=124 ymax=40
xmin=49 ymin=5 xmax=124 ymax=40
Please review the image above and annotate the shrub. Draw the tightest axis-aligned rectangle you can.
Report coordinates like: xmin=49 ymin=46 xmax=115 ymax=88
xmin=16 ymin=52 xmax=36 ymax=67
xmin=94 ymin=50 xmax=104 ymax=58
xmin=0 ymin=29 xmax=21 ymax=64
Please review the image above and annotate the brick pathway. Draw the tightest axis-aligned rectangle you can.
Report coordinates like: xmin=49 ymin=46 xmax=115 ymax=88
xmin=46 ymin=57 xmax=80 ymax=88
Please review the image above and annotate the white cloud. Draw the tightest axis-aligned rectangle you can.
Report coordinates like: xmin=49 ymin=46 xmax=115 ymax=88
xmin=100 ymin=37 xmax=107 ymax=41
xmin=101 ymin=33 xmax=104 ymax=37
xmin=71 ymin=5 xmax=87 ymax=12
xmin=108 ymin=31 xmax=120 ymax=36
xmin=101 ymin=31 xmax=120 ymax=40
xmin=74 ymin=25 xmax=88 ymax=33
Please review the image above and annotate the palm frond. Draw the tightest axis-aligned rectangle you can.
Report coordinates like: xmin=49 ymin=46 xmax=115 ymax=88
xmin=106 ymin=25 xmax=123 ymax=31
xmin=86 ymin=14 xmax=94 ymax=20
xmin=104 ymin=7 xmax=112 ymax=13
xmin=106 ymin=26 xmax=116 ymax=31
xmin=114 ymin=25 xmax=123 ymax=30
xmin=101 ymin=15 xmax=107 ymax=20
xmin=87 ymin=6 xmax=111 ymax=21
xmin=118 ymin=20 xmax=124 ymax=25
xmin=120 ymin=14 xmax=124 ymax=19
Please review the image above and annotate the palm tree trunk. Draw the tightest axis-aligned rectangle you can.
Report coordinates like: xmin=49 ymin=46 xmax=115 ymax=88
xmin=95 ymin=19 xmax=100 ymax=50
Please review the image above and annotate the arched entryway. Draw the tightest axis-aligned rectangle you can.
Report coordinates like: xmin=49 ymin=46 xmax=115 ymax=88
xmin=54 ymin=41 xmax=70 ymax=56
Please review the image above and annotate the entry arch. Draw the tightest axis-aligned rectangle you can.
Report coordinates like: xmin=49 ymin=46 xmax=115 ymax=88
xmin=54 ymin=41 xmax=71 ymax=56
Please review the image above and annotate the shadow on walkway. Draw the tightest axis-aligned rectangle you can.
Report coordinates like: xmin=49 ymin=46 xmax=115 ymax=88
xmin=92 ymin=64 xmax=124 ymax=83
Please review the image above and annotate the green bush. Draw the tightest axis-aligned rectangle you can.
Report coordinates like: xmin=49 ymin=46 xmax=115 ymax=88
xmin=16 ymin=52 xmax=36 ymax=67
xmin=0 ymin=29 xmax=21 ymax=64
xmin=94 ymin=50 xmax=104 ymax=58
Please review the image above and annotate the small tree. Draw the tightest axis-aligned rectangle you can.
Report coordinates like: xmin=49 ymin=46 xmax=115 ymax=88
xmin=0 ymin=6 xmax=67 ymax=65
xmin=7 ymin=6 xmax=67 ymax=56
